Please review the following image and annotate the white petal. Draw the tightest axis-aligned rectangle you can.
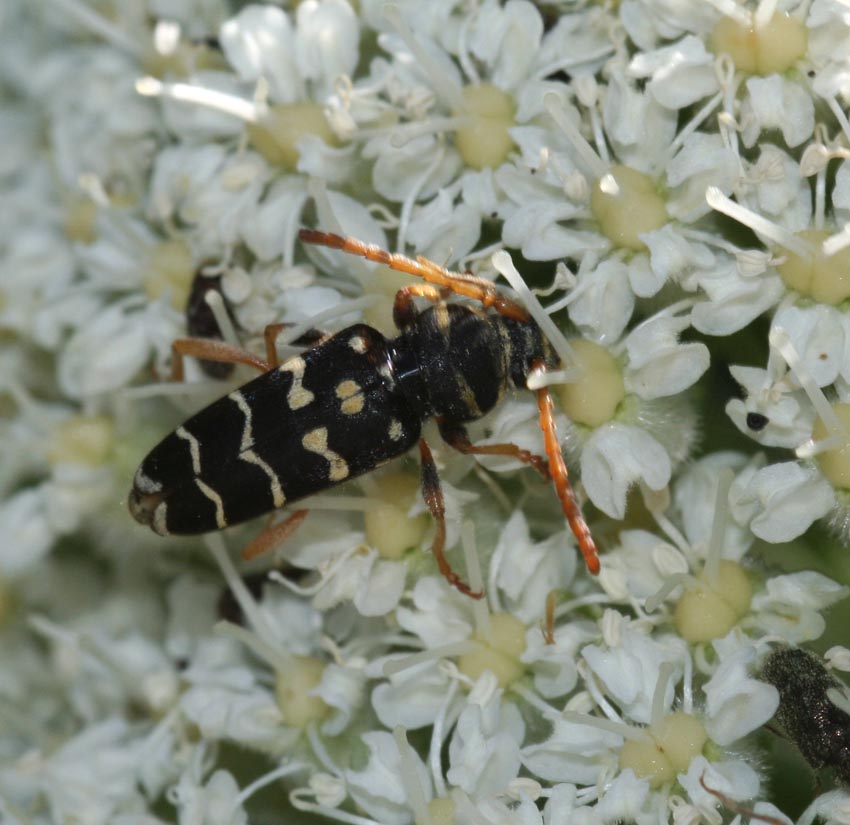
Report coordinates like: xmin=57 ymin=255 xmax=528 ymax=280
xmin=581 ymin=425 xmax=672 ymax=518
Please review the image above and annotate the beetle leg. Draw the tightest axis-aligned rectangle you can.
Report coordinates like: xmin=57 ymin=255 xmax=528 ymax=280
xmin=437 ymin=419 xmax=550 ymax=479
xmin=393 ymin=284 xmax=446 ymax=329
xmin=241 ymin=509 xmax=310 ymax=561
xmin=418 ymin=438 xmax=483 ymax=599
xmin=263 ymin=323 xmax=327 ymax=366
xmin=170 ymin=338 xmax=271 ymax=382
xmin=534 ymin=376 xmax=601 ymax=575
xmin=299 ymin=229 xmax=530 ymax=323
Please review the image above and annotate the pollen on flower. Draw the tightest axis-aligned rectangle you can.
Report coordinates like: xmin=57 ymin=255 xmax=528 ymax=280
xmin=776 ymin=230 xmax=850 ymax=305
xmin=711 ymin=12 xmax=807 ymax=76
xmin=247 ymin=103 xmax=339 ymax=170
xmin=140 ymin=40 xmax=226 ymax=81
xmin=47 ymin=415 xmax=114 ymax=467
xmin=457 ymin=612 xmax=526 ymax=687
xmin=63 ymin=196 xmax=98 ymax=244
xmin=557 ymin=339 xmax=624 ymax=427
xmin=428 ymin=798 xmax=456 ymax=825
xmin=619 ymin=711 xmax=707 ymax=788
xmin=364 ymin=472 xmax=429 ymax=559
xmin=143 ymin=238 xmax=195 ymax=311
xmin=274 ymin=655 xmax=331 ymax=728
xmin=590 ymin=165 xmax=668 ymax=252
xmin=812 ymin=403 xmax=850 ymax=489
xmin=674 ymin=560 xmax=752 ymax=644
xmin=453 ymin=84 xmax=517 ymax=171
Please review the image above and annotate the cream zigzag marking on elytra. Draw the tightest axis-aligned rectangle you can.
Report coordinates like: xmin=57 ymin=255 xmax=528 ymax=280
xmin=153 ymin=502 xmax=169 ymax=536
xmin=241 ymin=449 xmax=286 ymax=508
xmin=279 ymin=356 xmax=315 ymax=410
xmin=230 ymin=389 xmax=285 ymax=506
xmin=176 ymin=426 xmax=202 ymax=475
xmin=134 ymin=467 xmax=162 ymax=494
xmin=195 ymin=478 xmax=227 ymax=528
xmin=335 ymin=379 xmax=364 ymax=415
xmin=229 ymin=389 xmax=254 ymax=450
xmin=302 ymin=427 xmax=349 ymax=481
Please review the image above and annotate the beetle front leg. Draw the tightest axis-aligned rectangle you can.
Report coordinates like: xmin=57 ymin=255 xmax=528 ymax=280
xmin=534 ymin=378 xmax=600 ymax=575
xmin=437 ymin=419 xmax=550 ymax=479
xmin=392 ymin=284 xmax=446 ymax=329
xmin=418 ymin=438 xmax=483 ymax=599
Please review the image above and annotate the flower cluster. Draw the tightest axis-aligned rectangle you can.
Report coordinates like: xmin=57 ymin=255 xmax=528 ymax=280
xmin=3 ymin=0 xmax=850 ymax=823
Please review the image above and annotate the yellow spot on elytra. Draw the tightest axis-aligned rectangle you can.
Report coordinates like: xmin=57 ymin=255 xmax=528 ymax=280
xmin=336 ymin=379 xmax=365 ymax=415
xmin=388 ymin=419 xmax=404 ymax=441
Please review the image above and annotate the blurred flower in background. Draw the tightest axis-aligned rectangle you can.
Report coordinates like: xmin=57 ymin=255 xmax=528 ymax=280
xmin=2 ymin=0 xmax=850 ymax=823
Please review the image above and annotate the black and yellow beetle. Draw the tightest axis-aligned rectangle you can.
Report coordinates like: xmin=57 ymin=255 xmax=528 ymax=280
xmin=128 ymin=231 xmax=599 ymax=596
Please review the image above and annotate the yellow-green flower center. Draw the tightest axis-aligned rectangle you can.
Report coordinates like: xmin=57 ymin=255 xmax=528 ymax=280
xmin=812 ymin=403 xmax=850 ymax=489
xmin=711 ymin=12 xmax=808 ymax=76
xmin=558 ymin=339 xmax=625 ymax=427
xmin=590 ymin=165 xmax=668 ymax=251
xmin=457 ymin=612 xmax=527 ymax=687
xmin=274 ymin=655 xmax=331 ymax=727
xmin=47 ymin=415 xmax=115 ymax=467
xmin=144 ymin=239 xmax=195 ymax=311
xmin=248 ymin=102 xmax=339 ymax=170
xmin=776 ymin=229 xmax=850 ymax=305
xmin=619 ymin=711 xmax=707 ymax=788
xmin=674 ymin=560 xmax=752 ymax=643
xmin=454 ymin=83 xmax=517 ymax=170
xmin=364 ymin=472 xmax=430 ymax=559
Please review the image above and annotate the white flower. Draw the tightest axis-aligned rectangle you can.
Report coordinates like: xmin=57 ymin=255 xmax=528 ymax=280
xmin=580 ymin=424 xmax=672 ymax=519
xmin=730 ymin=459 xmax=836 ymax=543
xmin=726 ymin=365 xmax=815 ymax=448
xmin=748 ymin=571 xmax=850 ymax=642
xmin=627 ymin=36 xmax=718 ymax=109
xmin=740 ymin=75 xmax=815 ymax=149
xmin=345 ymin=730 xmax=432 ymax=825
xmin=701 ymin=635 xmax=779 ymax=746
xmin=582 ymin=621 xmax=684 ymax=725
xmin=173 ymin=767 xmax=248 ymax=825
xmin=446 ymin=682 xmax=524 ymax=796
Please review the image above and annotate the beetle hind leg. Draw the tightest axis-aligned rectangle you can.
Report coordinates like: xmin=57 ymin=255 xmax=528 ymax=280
xmin=169 ymin=338 xmax=271 ymax=382
xmin=418 ymin=438 xmax=483 ymax=599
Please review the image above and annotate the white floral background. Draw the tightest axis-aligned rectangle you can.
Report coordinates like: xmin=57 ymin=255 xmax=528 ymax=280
xmin=3 ymin=0 xmax=850 ymax=823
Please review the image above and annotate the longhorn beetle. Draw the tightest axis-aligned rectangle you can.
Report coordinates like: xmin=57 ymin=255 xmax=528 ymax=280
xmin=128 ymin=231 xmax=600 ymax=596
